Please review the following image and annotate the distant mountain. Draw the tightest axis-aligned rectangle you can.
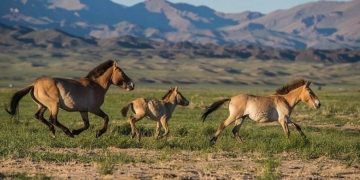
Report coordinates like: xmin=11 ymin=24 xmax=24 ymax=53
xmin=2 ymin=22 xmax=359 ymax=63
xmin=0 ymin=23 xmax=95 ymax=48
xmin=0 ymin=0 xmax=359 ymax=49
xmin=225 ymin=0 xmax=360 ymax=49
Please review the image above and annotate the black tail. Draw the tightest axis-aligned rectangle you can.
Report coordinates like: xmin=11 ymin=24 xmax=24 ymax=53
xmin=202 ymin=98 xmax=230 ymax=122
xmin=5 ymin=85 xmax=33 ymax=116
xmin=121 ymin=103 xmax=133 ymax=117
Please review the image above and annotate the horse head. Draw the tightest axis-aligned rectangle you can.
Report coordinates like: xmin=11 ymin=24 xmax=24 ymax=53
xmin=111 ymin=62 xmax=134 ymax=91
xmin=172 ymin=86 xmax=189 ymax=106
xmin=300 ymin=81 xmax=321 ymax=109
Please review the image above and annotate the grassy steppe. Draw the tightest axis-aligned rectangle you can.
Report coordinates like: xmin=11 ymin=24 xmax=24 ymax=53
xmin=0 ymin=52 xmax=359 ymax=177
xmin=1 ymin=50 xmax=360 ymax=87
xmin=0 ymin=87 xmax=358 ymax=166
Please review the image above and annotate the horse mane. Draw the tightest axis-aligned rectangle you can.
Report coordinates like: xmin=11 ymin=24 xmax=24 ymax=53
xmin=162 ymin=89 xmax=174 ymax=100
xmin=274 ymin=79 xmax=307 ymax=95
xmin=86 ymin=60 xmax=114 ymax=79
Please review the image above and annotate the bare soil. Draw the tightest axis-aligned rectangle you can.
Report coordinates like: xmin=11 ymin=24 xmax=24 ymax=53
xmin=1 ymin=147 xmax=359 ymax=179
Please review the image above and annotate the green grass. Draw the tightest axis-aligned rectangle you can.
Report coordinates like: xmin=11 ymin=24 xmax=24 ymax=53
xmin=256 ymin=156 xmax=281 ymax=180
xmin=0 ymin=87 xmax=359 ymax=167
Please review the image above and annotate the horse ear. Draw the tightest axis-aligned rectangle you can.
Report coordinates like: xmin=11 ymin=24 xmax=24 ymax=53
xmin=305 ymin=81 xmax=311 ymax=87
xmin=113 ymin=60 xmax=118 ymax=67
xmin=174 ymin=86 xmax=178 ymax=91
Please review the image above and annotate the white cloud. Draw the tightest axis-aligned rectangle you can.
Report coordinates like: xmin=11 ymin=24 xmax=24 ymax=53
xmin=48 ymin=0 xmax=86 ymax=11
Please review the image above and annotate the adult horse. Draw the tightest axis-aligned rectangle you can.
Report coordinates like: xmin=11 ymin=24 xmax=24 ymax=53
xmin=5 ymin=60 xmax=134 ymax=138
xmin=202 ymin=79 xmax=320 ymax=144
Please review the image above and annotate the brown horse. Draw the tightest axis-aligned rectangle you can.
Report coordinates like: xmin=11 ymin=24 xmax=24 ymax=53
xmin=5 ymin=60 xmax=134 ymax=138
xmin=202 ymin=79 xmax=320 ymax=144
xmin=121 ymin=86 xmax=189 ymax=141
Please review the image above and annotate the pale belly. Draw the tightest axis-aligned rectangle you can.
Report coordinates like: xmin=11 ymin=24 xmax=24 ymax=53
xmin=245 ymin=106 xmax=279 ymax=123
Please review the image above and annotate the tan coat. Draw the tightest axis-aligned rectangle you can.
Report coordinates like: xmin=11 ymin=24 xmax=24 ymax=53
xmin=121 ymin=87 xmax=189 ymax=141
xmin=202 ymin=79 xmax=320 ymax=144
xmin=5 ymin=60 xmax=134 ymax=138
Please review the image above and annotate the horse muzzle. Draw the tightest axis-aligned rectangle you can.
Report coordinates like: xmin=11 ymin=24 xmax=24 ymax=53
xmin=182 ymin=100 xmax=190 ymax=106
xmin=126 ymin=82 xmax=135 ymax=91
xmin=314 ymin=100 xmax=321 ymax=109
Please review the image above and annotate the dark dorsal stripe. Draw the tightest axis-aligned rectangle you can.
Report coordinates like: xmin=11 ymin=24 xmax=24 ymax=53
xmin=86 ymin=60 xmax=114 ymax=79
xmin=274 ymin=79 xmax=306 ymax=95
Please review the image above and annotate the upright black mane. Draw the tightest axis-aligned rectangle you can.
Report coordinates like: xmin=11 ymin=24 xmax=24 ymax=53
xmin=162 ymin=88 xmax=174 ymax=100
xmin=86 ymin=60 xmax=114 ymax=79
xmin=274 ymin=79 xmax=307 ymax=95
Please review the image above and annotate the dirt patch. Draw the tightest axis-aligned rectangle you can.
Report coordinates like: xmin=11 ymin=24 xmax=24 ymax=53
xmin=310 ymin=123 xmax=360 ymax=132
xmin=1 ymin=147 xmax=359 ymax=179
xmin=279 ymin=153 xmax=359 ymax=179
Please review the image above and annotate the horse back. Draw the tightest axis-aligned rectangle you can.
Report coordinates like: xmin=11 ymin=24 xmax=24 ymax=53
xmin=131 ymin=98 xmax=167 ymax=120
xmin=33 ymin=77 xmax=103 ymax=111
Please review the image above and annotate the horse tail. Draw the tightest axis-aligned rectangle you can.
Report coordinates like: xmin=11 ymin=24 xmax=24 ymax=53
xmin=202 ymin=98 xmax=230 ymax=122
xmin=5 ymin=85 xmax=33 ymax=116
xmin=121 ymin=102 xmax=133 ymax=117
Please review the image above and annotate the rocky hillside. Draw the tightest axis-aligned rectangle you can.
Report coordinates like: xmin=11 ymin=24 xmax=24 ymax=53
xmin=1 ymin=23 xmax=359 ymax=63
xmin=1 ymin=0 xmax=359 ymax=49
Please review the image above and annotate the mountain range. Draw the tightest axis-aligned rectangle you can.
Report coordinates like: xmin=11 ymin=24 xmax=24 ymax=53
xmin=1 ymin=0 xmax=360 ymax=50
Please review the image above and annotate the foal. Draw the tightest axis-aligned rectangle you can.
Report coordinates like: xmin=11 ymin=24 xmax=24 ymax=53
xmin=202 ymin=79 xmax=320 ymax=144
xmin=121 ymin=87 xmax=189 ymax=141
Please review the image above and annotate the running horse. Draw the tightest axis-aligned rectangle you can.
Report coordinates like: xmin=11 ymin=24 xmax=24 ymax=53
xmin=5 ymin=60 xmax=134 ymax=138
xmin=121 ymin=87 xmax=189 ymax=141
xmin=202 ymin=79 xmax=320 ymax=144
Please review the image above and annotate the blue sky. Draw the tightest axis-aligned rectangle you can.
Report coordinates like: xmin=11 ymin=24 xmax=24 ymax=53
xmin=111 ymin=0 xmax=349 ymax=13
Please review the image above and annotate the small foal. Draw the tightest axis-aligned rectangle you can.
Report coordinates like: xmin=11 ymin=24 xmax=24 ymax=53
xmin=121 ymin=87 xmax=189 ymax=141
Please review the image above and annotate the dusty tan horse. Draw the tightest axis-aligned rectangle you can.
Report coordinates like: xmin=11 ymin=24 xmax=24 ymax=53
xmin=202 ymin=79 xmax=320 ymax=144
xmin=5 ymin=60 xmax=134 ymax=138
xmin=121 ymin=87 xmax=189 ymax=141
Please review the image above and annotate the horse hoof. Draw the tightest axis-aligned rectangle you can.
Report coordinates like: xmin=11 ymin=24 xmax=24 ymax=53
xmin=50 ymin=131 xmax=56 ymax=138
xmin=303 ymin=137 xmax=310 ymax=144
xmin=72 ymin=130 xmax=82 ymax=136
xmin=96 ymin=131 xmax=102 ymax=138
xmin=210 ymin=137 xmax=217 ymax=145
xmin=235 ymin=136 xmax=244 ymax=143
xmin=65 ymin=130 xmax=74 ymax=138
xmin=136 ymin=134 xmax=141 ymax=142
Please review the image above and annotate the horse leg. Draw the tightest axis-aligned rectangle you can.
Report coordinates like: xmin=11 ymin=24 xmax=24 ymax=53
xmin=128 ymin=111 xmax=145 ymax=141
xmin=92 ymin=109 xmax=109 ymax=138
xmin=159 ymin=116 xmax=169 ymax=138
xmin=289 ymin=120 xmax=307 ymax=138
xmin=154 ymin=121 xmax=162 ymax=139
xmin=34 ymin=105 xmax=55 ymax=137
xmin=279 ymin=117 xmax=290 ymax=138
xmin=48 ymin=104 xmax=74 ymax=138
xmin=211 ymin=114 xmax=237 ymax=144
xmin=72 ymin=112 xmax=89 ymax=135
xmin=232 ymin=117 xmax=245 ymax=142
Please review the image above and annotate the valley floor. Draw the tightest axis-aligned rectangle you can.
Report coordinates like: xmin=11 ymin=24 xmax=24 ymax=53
xmin=0 ymin=88 xmax=359 ymax=179
xmin=1 ymin=147 xmax=359 ymax=179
